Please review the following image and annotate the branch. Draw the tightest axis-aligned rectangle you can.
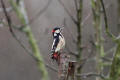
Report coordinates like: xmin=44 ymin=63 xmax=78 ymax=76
xmin=45 ymin=64 xmax=57 ymax=72
xmin=74 ymin=0 xmax=78 ymax=11
xmin=0 ymin=0 xmax=38 ymax=60
xmin=76 ymin=0 xmax=83 ymax=61
xmin=58 ymin=0 xmax=78 ymax=25
xmin=63 ymin=18 xmax=77 ymax=43
xmin=29 ymin=0 xmax=52 ymax=25
xmin=0 ymin=7 xmax=12 ymax=12
xmin=109 ymin=43 xmax=120 ymax=80
xmin=101 ymin=57 xmax=112 ymax=62
xmin=1 ymin=0 xmax=13 ymax=32
xmin=0 ymin=6 xmax=57 ymax=75
xmin=9 ymin=0 xmax=49 ymax=80
xmin=81 ymin=12 xmax=92 ymax=26
xmin=76 ymin=72 xmax=106 ymax=79
xmin=100 ymin=0 xmax=116 ymax=41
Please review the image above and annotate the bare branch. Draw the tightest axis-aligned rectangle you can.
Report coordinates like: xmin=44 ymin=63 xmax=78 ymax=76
xmin=0 ymin=2 xmax=57 ymax=74
xmin=1 ymin=0 xmax=13 ymax=32
xmin=0 ymin=0 xmax=37 ymax=60
xmin=100 ymin=0 xmax=116 ymax=41
xmin=81 ymin=12 xmax=92 ymax=26
xmin=0 ymin=7 xmax=12 ymax=12
xmin=29 ymin=0 xmax=52 ymax=25
xmin=74 ymin=0 xmax=78 ymax=11
xmin=58 ymin=0 xmax=78 ymax=25
xmin=76 ymin=72 xmax=106 ymax=79
xmin=63 ymin=18 xmax=77 ymax=43
xmin=9 ymin=0 xmax=49 ymax=79
xmin=45 ymin=64 xmax=58 ymax=72
xmin=101 ymin=57 xmax=112 ymax=62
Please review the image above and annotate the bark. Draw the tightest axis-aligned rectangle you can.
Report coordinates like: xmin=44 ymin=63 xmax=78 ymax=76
xmin=109 ymin=42 xmax=120 ymax=80
xmin=91 ymin=0 xmax=104 ymax=80
xmin=76 ymin=0 xmax=83 ymax=80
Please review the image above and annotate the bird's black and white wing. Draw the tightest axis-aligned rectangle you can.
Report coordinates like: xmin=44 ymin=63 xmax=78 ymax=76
xmin=51 ymin=36 xmax=59 ymax=53
xmin=55 ymin=34 xmax=65 ymax=52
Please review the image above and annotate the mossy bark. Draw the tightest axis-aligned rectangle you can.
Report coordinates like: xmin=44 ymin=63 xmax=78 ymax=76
xmin=100 ymin=0 xmax=120 ymax=80
xmin=9 ymin=0 xmax=49 ymax=80
xmin=118 ymin=0 xmax=120 ymax=31
xmin=76 ymin=0 xmax=83 ymax=80
xmin=109 ymin=42 xmax=120 ymax=80
xmin=77 ymin=0 xmax=83 ymax=61
xmin=91 ymin=0 xmax=105 ymax=80
xmin=109 ymin=1 xmax=120 ymax=79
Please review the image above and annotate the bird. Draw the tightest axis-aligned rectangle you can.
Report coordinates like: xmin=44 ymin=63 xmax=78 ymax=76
xmin=51 ymin=27 xmax=65 ymax=61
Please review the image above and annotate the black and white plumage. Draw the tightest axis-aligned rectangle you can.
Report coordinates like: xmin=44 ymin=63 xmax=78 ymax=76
xmin=51 ymin=27 xmax=65 ymax=55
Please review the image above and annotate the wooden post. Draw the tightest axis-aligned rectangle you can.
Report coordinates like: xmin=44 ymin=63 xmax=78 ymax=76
xmin=58 ymin=53 xmax=70 ymax=80
xmin=58 ymin=53 xmax=76 ymax=80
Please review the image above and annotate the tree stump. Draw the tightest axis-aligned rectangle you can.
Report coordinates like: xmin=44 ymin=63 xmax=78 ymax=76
xmin=58 ymin=53 xmax=76 ymax=80
xmin=66 ymin=61 xmax=76 ymax=80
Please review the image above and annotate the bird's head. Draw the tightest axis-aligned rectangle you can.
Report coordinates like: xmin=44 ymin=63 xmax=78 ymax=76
xmin=52 ymin=26 xmax=64 ymax=35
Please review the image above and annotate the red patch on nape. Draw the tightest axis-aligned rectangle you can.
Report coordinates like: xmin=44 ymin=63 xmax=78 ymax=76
xmin=52 ymin=30 xmax=55 ymax=33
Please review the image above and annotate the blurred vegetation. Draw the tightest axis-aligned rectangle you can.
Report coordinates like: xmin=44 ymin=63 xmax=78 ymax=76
xmin=76 ymin=0 xmax=120 ymax=80
xmin=0 ymin=0 xmax=120 ymax=80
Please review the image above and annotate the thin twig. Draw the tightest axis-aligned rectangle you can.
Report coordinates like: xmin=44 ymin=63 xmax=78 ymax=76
xmin=29 ymin=0 xmax=52 ymax=25
xmin=0 ymin=7 xmax=12 ymax=12
xmin=81 ymin=12 xmax=92 ymax=26
xmin=100 ymin=0 xmax=116 ymax=41
xmin=74 ymin=0 xmax=78 ymax=11
xmin=101 ymin=57 xmax=112 ymax=62
xmin=76 ymin=72 xmax=106 ymax=79
xmin=1 ymin=0 xmax=13 ymax=32
xmin=45 ymin=64 xmax=58 ymax=72
xmin=63 ymin=18 xmax=77 ymax=43
xmin=58 ymin=0 xmax=78 ymax=25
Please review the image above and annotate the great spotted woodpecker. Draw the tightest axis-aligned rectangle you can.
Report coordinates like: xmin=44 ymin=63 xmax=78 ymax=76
xmin=51 ymin=27 xmax=65 ymax=60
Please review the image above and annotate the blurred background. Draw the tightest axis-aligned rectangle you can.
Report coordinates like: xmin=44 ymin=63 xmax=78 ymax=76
xmin=0 ymin=0 xmax=119 ymax=80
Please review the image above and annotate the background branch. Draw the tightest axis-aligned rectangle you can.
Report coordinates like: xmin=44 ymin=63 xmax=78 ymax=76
xmin=100 ymin=0 xmax=116 ymax=41
xmin=58 ymin=0 xmax=78 ymax=25
xmin=100 ymin=0 xmax=120 ymax=80
xmin=9 ymin=0 xmax=49 ymax=80
xmin=76 ymin=72 xmax=106 ymax=80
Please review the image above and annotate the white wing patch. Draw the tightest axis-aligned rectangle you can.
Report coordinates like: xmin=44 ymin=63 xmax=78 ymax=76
xmin=54 ymin=33 xmax=57 ymax=36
